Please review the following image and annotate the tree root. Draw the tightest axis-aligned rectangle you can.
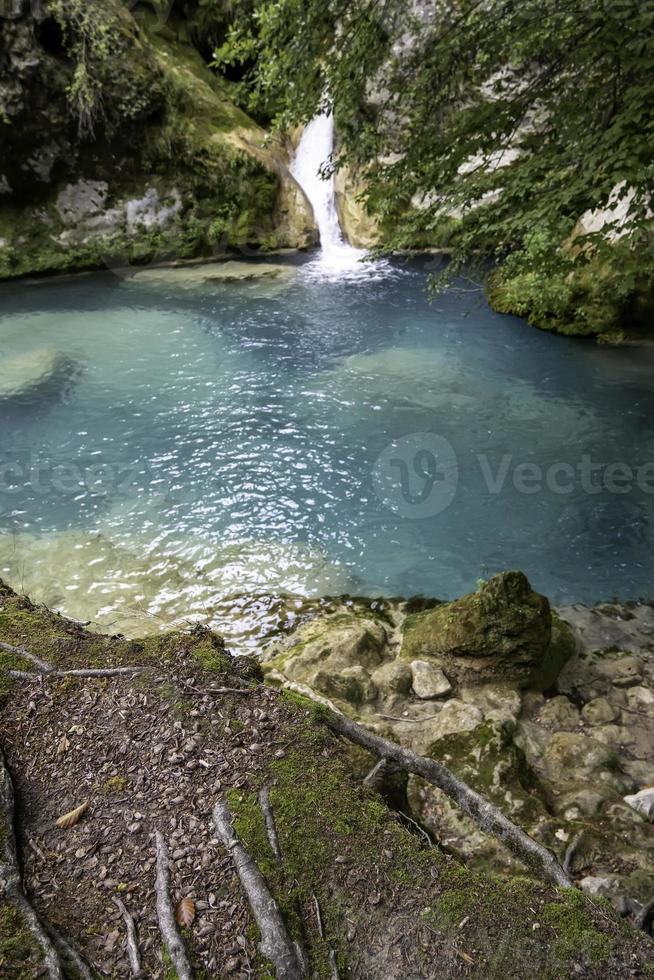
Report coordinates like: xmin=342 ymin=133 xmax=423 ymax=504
xmin=206 ymin=686 xmax=257 ymax=695
xmin=113 ymin=896 xmax=144 ymax=977
xmin=562 ymin=832 xmax=584 ymax=875
xmin=363 ymin=756 xmax=401 ymax=792
xmin=44 ymin=922 xmax=93 ymax=980
xmin=322 ymin=710 xmax=573 ymax=889
xmin=155 ymin=831 xmax=195 ymax=980
xmin=0 ymin=748 xmax=64 ymax=979
xmin=213 ymin=797 xmax=306 ymax=979
xmin=0 ymin=641 xmax=55 ymax=674
xmin=636 ymin=898 xmax=654 ymax=935
xmin=259 ymin=786 xmax=282 ymax=865
xmin=9 ymin=667 xmax=146 ymax=680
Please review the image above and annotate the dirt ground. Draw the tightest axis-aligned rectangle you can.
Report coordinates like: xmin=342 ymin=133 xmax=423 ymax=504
xmin=0 ymin=583 xmax=653 ymax=979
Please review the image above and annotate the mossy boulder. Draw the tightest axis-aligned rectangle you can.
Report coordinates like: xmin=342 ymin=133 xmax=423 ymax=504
xmin=401 ymin=571 xmax=554 ymax=686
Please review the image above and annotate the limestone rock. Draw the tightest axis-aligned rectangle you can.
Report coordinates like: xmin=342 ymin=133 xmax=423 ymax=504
xmin=371 ymin=660 xmax=413 ymax=696
xmin=0 ymin=6 xmax=315 ymax=283
xmin=424 ymin=720 xmax=547 ymax=827
xmin=555 ymin=789 xmax=607 ymax=818
xmin=625 ymin=686 xmax=654 ymax=711
xmin=539 ymin=733 xmax=631 ymax=799
xmin=580 ymin=875 xmax=625 ymax=902
xmin=423 ymin=700 xmax=483 ymax=744
xmin=401 ymin=571 xmax=554 ymax=686
xmin=541 ymin=733 xmax=615 ymax=780
xmin=314 ymin=665 xmax=378 ymax=706
xmin=410 ymin=660 xmax=452 ymax=699
xmin=459 ymin=684 xmax=522 ymax=726
xmin=600 ymin=655 xmax=644 ymax=688
xmin=581 ymin=697 xmax=619 ymax=725
xmin=537 ymin=696 xmax=581 ymax=731
xmin=623 ymin=788 xmax=654 ymax=822
xmin=262 ymin=613 xmax=389 ymax=708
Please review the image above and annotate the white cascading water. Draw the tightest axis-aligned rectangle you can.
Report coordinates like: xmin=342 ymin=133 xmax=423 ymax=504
xmin=291 ymin=113 xmax=376 ymax=276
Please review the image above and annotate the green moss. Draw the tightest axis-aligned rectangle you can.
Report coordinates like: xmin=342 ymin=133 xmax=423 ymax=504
xmin=223 ymin=699 xmax=628 ymax=978
xmin=102 ymin=775 xmax=128 ymax=794
xmin=0 ymin=5 xmax=288 ymax=283
xmin=542 ymin=888 xmax=613 ymax=963
xmin=400 ymin=572 xmax=552 ymax=686
xmin=225 ymin=716 xmax=440 ymax=977
xmin=0 ymin=905 xmax=41 ymax=979
xmin=431 ymin=720 xmax=548 ymax=828
xmin=191 ymin=638 xmax=231 ymax=674
xmin=487 ymin=230 xmax=654 ymax=341
xmin=527 ymin=612 xmax=576 ymax=691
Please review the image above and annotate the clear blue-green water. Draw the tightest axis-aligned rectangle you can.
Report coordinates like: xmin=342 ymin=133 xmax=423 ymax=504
xmin=1 ymin=256 xmax=653 ymax=646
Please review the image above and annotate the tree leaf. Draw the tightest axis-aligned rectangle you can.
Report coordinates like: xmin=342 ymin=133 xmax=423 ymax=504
xmin=175 ymin=897 xmax=196 ymax=929
xmin=56 ymin=800 xmax=89 ymax=829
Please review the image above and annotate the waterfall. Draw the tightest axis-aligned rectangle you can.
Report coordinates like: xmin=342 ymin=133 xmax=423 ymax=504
xmin=291 ymin=113 xmax=372 ymax=275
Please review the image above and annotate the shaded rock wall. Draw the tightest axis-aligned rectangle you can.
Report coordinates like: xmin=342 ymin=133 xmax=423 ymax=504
xmin=0 ymin=2 xmax=316 ymax=281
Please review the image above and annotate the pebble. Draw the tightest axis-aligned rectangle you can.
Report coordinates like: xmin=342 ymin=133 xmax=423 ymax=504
xmin=410 ymin=660 xmax=452 ymax=700
xmin=623 ymin=787 xmax=654 ymax=821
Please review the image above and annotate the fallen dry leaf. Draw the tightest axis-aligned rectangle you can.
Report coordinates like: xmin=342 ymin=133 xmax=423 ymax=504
xmin=56 ymin=735 xmax=70 ymax=756
xmin=175 ymin=897 xmax=196 ymax=929
xmin=56 ymin=801 xmax=89 ymax=830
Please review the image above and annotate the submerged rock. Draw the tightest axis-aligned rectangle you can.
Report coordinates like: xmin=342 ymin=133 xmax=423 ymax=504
xmin=0 ymin=348 xmax=77 ymax=403
xmin=0 ymin=528 xmax=352 ymax=645
xmin=129 ymin=260 xmax=294 ymax=288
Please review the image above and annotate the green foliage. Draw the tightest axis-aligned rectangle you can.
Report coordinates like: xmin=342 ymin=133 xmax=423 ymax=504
xmin=51 ymin=0 xmax=116 ymax=135
xmin=489 ymin=229 xmax=654 ymax=337
xmin=221 ymin=0 xmax=654 ymax=329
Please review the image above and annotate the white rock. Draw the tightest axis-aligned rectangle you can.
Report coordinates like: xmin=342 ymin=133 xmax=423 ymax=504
xmin=626 ymin=686 xmax=654 ymax=711
xmin=623 ymin=787 xmax=654 ymax=821
xmin=460 ymin=684 xmax=522 ymax=725
xmin=410 ymin=660 xmax=452 ymax=699
xmin=126 ymin=187 xmax=181 ymax=231
xmin=579 ymin=876 xmax=618 ymax=898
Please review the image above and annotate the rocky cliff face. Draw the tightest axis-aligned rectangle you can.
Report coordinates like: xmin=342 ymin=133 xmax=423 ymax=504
xmin=0 ymin=2 xmax=316 ymax=281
